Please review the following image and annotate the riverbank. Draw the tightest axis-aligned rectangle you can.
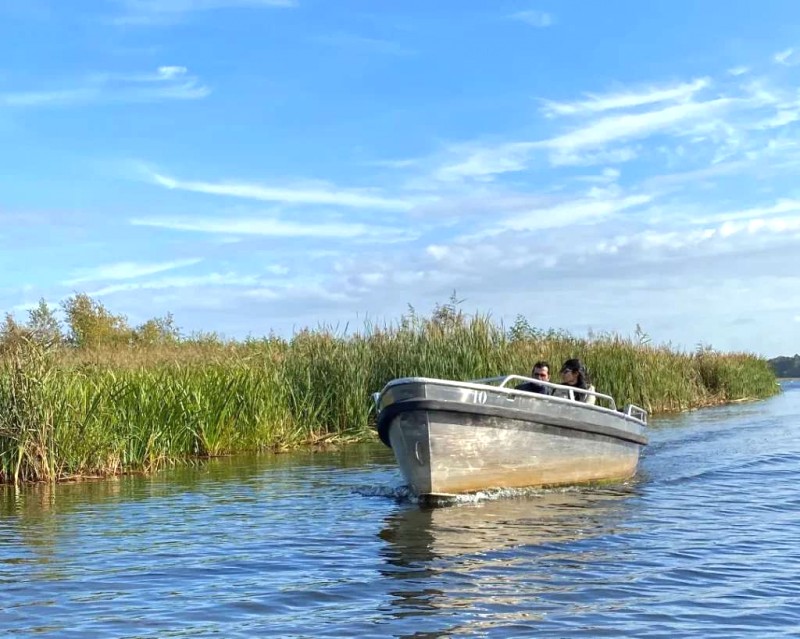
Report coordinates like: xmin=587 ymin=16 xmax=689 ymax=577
xmin=0 ymin=308 xmax=779 ymax=484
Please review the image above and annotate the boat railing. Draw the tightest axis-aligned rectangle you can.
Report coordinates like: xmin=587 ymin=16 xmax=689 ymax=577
xmin=375 ymin=375 xmax=648 ymax=424
xmin=622 ymin=403 xmax=648 ymax=423
xmin=470 ymin=374 xmax=620 ymax=411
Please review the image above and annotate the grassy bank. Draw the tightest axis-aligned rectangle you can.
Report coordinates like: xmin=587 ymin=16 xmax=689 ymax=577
xmin=0 ymin=305 xmax=779 ymax=484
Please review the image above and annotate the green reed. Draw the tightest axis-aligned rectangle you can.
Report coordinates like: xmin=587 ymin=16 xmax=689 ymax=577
xmin=0 ymin=311 xmax=779 ymax=484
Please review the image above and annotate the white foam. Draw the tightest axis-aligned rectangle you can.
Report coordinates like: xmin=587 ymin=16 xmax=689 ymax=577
xmin=353 ymin=483 xmax=600 ymax=506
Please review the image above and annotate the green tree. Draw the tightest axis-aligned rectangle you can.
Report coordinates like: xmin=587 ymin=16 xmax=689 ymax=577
xmin=61 ymin=293 xmax=131 ymax=348
xmin=769 ymin=354 xmax=800 ymax=378
xmin=26 ymin=299 xmax=62 ymax=348
xmin=133 ymin=313 xmax=181 ymax=346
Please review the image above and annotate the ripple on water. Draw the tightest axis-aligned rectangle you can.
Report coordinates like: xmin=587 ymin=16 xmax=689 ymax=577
xmin=0 ymin=391 xmax=799 ymax=638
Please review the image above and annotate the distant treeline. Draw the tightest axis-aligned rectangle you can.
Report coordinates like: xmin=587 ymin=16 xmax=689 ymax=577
xmin=0 ymin=294 xmax=780 ymax=484
xmin=769 ymin=355 xmax=800 ymax=378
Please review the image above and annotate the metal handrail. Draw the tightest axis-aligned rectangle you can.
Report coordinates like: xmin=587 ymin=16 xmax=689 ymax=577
xmin=375 ymin=375 xmax=649 ymax=424
xmin=623 ymin=403 xmax=648 ymax=423
xmin=469 ymin=374 xmax=617 ymax=411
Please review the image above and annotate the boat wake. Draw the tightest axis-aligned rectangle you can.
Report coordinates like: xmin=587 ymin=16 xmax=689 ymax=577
xmin=353 ymin=484 xmax=422 ymax=503
xmin=354 ymin=483 xmax=626 ymax=506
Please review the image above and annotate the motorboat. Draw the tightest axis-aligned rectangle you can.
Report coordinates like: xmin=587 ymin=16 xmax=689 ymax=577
xmin=372 ymin=375 xmax=648 ymax=501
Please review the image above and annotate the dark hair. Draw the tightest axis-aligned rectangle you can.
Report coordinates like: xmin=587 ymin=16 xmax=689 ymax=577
xmin=531 ymin=360 xmax=550 ymax=375
xmin=560 ymin=358 xmax=591 ymax=389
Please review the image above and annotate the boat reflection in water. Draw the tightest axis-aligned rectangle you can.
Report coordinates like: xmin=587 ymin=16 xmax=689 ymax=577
xmin=379 ymin=486 xmax=635 ymax=563
xmin=377 ymin=487 xmax=639 ymax=633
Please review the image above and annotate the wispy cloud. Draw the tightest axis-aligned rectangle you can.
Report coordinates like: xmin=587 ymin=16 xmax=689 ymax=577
xmin=685 ymin=198 xmax=800 ymax=225
xmin=511 ymin=192 xmax=652 ymax=230
xmin=588 ymin=214 xmax=800 ymax=257
xmin=433 ymin=142 xmax=536 ymax=182
xmin=312 ymin=32 xmax=414 ymax=56
xmin=728 ymin=66 xmax=749 ymax=76
xmin=113 ymin=0 xmax=297 ymax=26
xmin=0 ymin=88 xmax=98 ymax=107
xmin=0 ymin=66 xmax=209 ymax=108
xmin=88 ymin=272 xmax=261 ymax=297
xmin=148 ymin=170 xmax=413 ymax=211
xmin=541 ymin=78 xmax=710 ymax=117
xmin=130 ymin=216 xmax=398 ymax=239
xmin=510 ymin=10 xmax=554 ymax=28
xmin=427 ymin=97 xmax=733 ymax=180
xmin=773 ymin=47 xmax=800 ymax=66
xmin=477 ymin=190 xmax=654 ymax=237
xmin=65 ymin=258 xmax=202 ymax=284
xmin=423 ymin=76 xmax=769 ymax=180
xmin=544 ymin=97 xmax=734 ymax=155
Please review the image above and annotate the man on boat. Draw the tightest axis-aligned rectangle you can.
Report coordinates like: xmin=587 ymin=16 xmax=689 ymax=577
xmin=516 ymin=361 xmax=552 ymax=395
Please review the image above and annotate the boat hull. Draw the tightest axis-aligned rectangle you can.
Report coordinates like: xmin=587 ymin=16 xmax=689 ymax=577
xmin=375 ymin=378 xmax=647 ymax=498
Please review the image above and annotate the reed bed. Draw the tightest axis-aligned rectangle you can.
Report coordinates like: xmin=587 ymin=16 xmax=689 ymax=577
xmin=0 ymin=309 xmax=779 ymax=484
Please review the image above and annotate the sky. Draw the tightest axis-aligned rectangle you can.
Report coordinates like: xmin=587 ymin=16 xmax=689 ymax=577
xmin=1 ymin=0 xmax=800 ymax=357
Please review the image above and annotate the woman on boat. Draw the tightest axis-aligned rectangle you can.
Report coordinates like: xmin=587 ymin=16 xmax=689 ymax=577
xmin=556 ymin=358 xmax=596 ymax=405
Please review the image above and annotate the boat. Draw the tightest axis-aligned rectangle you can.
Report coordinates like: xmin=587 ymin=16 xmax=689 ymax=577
xmin=372 ymin=374 xmax=648 ymax=501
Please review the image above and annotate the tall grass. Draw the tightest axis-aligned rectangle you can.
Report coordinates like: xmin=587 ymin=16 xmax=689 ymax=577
xmin=0 ymin=309 xmax=779 ymax=484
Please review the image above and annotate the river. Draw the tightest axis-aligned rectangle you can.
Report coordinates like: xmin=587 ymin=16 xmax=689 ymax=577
xmin=2 ymin=381 xmax=798 ymax=638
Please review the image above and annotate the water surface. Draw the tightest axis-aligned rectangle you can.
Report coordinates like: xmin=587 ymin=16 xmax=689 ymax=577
xmin=2 ymin=382 xmax=798 ymax=637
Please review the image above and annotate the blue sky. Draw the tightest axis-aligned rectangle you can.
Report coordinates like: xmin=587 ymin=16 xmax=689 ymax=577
xmin=2 ymin=0 xmax=800 ymax=357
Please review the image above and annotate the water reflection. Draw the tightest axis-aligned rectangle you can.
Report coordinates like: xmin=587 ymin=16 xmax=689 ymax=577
xmin=377 ymin=486 xmax=638 ymax=632
xmin=0 ymin=444 xmax=390 ymax=520
xmin=380 ymin=487 xmax=637 ymax=565
xmin=0 ymin=387 xmax=796 ymax=638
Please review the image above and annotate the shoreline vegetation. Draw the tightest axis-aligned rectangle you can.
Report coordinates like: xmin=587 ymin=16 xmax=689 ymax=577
xmin=768 ymin=354 xmax=800 ymax=378
xmin=0 ymin=294 xmax=780 ymax=485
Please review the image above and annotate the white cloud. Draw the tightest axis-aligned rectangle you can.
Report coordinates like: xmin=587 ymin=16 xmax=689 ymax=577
xmin=130 ymin=215 xmax=400 ymax=239
xmin=728 ymin=66 xmax=750 ymax=76
xmin=756 ymin=109 xmax=800 ymax=129
xmin=148 ymin=170 xmax=413 ymax=211
xmin=65 ymin=258 xmax=202 ymax=284
xmin=88 ymin=272 xmax=262 ymax=297
xmin=0 ymin=66 xmax=208 ymax=107
xmin=541 ymin=78 xmax=710 ymax=117
xmin=687 ymin=199 xmax=800 ymax=225
xmin=156 ymin=65 xmax=187 ymax=79
xmin=488 ymin=192 xmax=654 ymax=235
xmin=543 ymin=97 xmax=734 ymax=155
xmin=433 ymin=142 xmax=536 ymax=182
xmin=113 ymin=0 xmax=296 ymax=25
xmin=594 ymin=214 xmax=800 ymax=255
xmin=0 ymin=88 xmax=98 ymax=107
xmin=426 ymin=78 xmax=780 ymax=179
xmin=510 ymin=10 xmax=554 ymax=28
xmin=312 ymin=33 xmax=414 ymax=56
xmin=15 ymin=61 xmax=800 ymax=355
xmin=549 ymin=146 xmax=639 ymax=167
xmin=773 ymin=48 xmax=800 ymax=66
xmin=266 ymin=264 xmax=290 ymax=275
xmin=575 ymin=167 xmax=621 ymax=184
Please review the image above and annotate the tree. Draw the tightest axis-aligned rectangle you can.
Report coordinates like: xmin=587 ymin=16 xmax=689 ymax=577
xmin=769 ymin=355 xmax=800 ymax=378
xmin=26 ymin=299 xmax=62 ymax=348
xmin=61 ymin=293 xmax=131 ymax=348
xmin=133 ymin=313 xmax=181 ymax=346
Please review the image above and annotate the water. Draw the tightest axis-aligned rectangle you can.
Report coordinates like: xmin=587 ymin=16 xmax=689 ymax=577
xmin=2 ymin=382 xmax=799 ymax=638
